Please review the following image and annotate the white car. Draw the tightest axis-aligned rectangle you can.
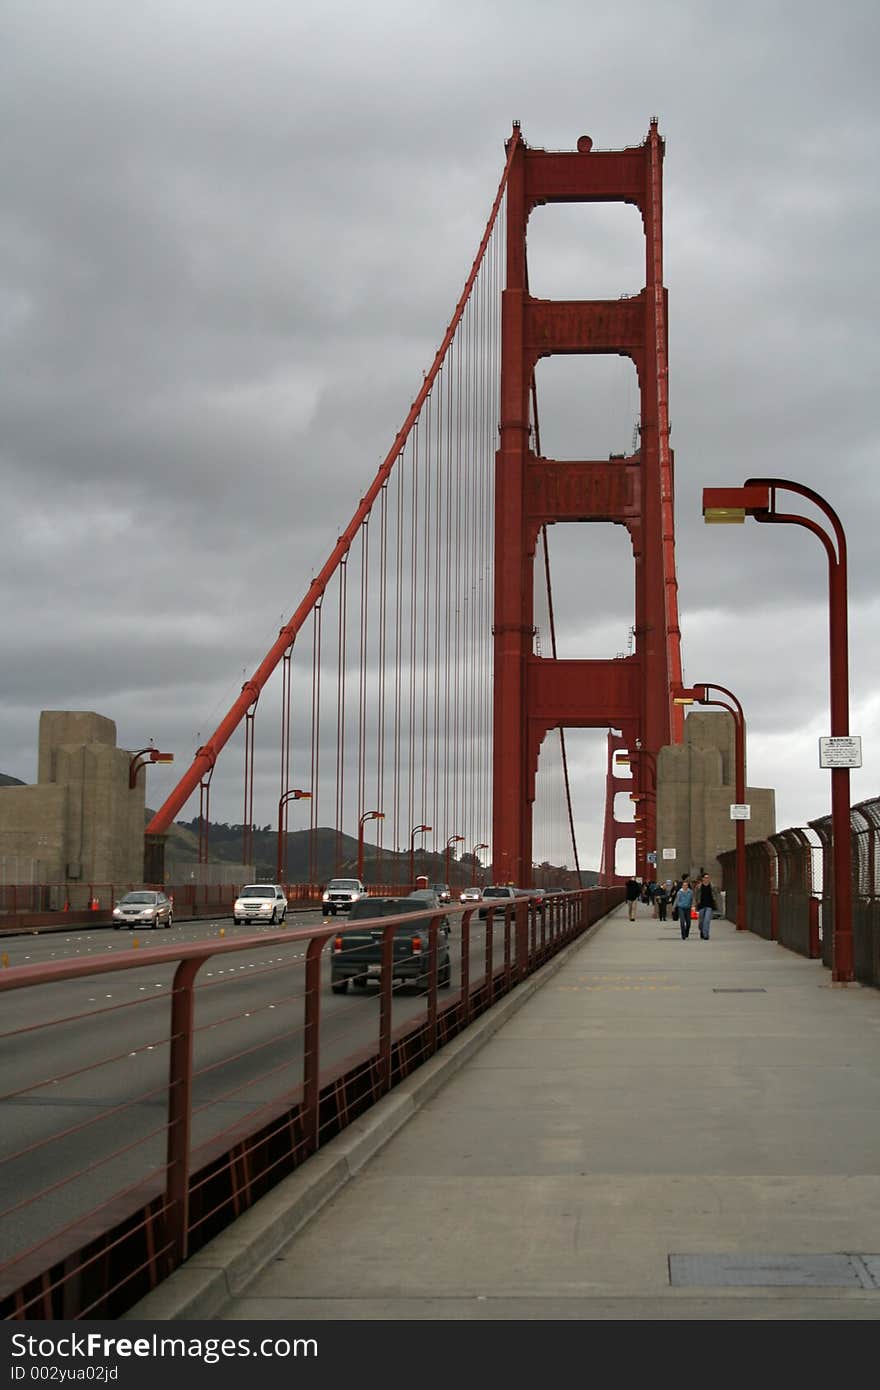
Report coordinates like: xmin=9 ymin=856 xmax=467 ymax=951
xmin=460 ymin=887 xmax=482 ymax=902
xmin=322 ymin=878 xmax=368 ymax=915
xmin=233 ymin=884 xmax=288 ymax=925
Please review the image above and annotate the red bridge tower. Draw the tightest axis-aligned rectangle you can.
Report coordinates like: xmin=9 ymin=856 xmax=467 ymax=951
xmin=493 ymin=122 xmax=683 ymax=885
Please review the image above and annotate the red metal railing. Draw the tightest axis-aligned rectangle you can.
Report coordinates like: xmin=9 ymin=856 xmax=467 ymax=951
xmin=717 ymin=793 xmax=880 ymax=987
xmin=0 ymin=886 xmax=622 ymax=1319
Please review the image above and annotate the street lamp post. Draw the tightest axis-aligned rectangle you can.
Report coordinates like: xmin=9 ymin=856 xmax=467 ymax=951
xmin=445 ymin=834 xmax=465 ymax=888
xmin=129 ymin=747 xmax=174 ymax=789
xmin=471 ymin=842 xmax=489 ymax=886
xmin=703 ymin=478 xmax=853 ymax=982
xmin=276 ymin=789 xmax=312 ymax=883
xmin=674 ymin=683 xmax=747 ymax=932
xmin=409 ymin=823 xmax=432 ymax=887
xmin=358 ymin=810 xmax=385 ymax=883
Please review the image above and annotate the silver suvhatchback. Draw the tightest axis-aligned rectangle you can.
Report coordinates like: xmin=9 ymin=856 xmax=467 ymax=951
xmin=112 ymin=891 xmax=173 ymax=930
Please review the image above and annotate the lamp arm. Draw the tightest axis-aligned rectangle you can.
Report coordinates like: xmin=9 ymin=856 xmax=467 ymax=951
xmin=750 ymin=506 xmax=838 ymax=574
xmin=745 ymin=477 xmax=847 ymax=568
xmin=703 ymin=683 xmax=744 ymax=725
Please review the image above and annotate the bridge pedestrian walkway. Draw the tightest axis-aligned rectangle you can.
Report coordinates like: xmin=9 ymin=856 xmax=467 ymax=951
xmin=137 ymin=902 xmax=880 ymax=1321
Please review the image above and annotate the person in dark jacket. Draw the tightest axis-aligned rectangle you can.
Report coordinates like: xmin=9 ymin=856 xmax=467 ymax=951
xmin=696 ymin=873 xmax=718 ymax=939
xmin=625 ymin=877 xmax=641 ymax=921
xmin=656 ymin=879 xmax=671 ymax=921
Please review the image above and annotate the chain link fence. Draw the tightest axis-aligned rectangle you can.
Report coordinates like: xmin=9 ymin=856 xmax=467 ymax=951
xmin=718 ymin=795 xmax=879 ymax=987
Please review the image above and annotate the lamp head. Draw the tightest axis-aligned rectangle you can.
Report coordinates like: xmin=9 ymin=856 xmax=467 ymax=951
xmin=672 ymin=684 xmax=707 ymax=705
xmin=702 ymin=484 xmax=770 ymax=524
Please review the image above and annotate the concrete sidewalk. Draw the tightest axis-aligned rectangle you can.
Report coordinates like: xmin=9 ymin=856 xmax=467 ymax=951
xmin=133 ymin=903 xmax=880 ymax=1320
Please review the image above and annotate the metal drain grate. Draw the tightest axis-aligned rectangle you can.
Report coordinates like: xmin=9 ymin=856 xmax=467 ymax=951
xmin=713 ymin=987 xmax=766 ymax=993
xmin=669 ymin=1253 xmax=880 ymax=1288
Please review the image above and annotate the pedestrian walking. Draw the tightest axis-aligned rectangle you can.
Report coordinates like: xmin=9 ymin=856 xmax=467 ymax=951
xmin=696 ymin=873 xmax=718 ymax=939
xmin=625 ymin=876 xmax=641 ymax=921
xmin=656 ymin=878 xmax=671 ymax=921
xmin=674 ymin=874 xmax=694 ymax=939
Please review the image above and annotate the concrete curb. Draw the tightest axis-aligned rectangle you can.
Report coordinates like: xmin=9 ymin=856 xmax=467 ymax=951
xmin=123 ymin=910 xmax=612 ymax=1320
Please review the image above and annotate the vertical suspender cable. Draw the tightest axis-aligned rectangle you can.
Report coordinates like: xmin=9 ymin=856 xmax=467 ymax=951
xmin=309 ymin=600 xmax=322 ymax=885
xmin=408 ymin=429 xmax=419 ymax=841
xmin=280 ymin=645 xmax=292 ymax=875
xmin=421 ymin=403 xmax=432 ymax=837
xmin=432 ymin=374 xmax=443 ymax=847
xmin=376 ymin=483 xmax=388 ymax=880
xmin=392 ymin=460 xmax=404 ymax=859
xmin=357 ymin=519 xmax=370 ymax=828
xmin=335 ymin=561 xmax=348 ymax=874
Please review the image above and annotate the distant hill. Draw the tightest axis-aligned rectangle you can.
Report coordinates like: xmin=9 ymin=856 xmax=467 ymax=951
xmin=0 ymin=772 xmax=26 ymax=787
xmin=146 ymin=809 xmax=594 ymax=889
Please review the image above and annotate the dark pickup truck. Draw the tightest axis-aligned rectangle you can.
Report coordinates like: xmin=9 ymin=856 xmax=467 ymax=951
xmin=330 ymin=894 xmax=451 ymax=994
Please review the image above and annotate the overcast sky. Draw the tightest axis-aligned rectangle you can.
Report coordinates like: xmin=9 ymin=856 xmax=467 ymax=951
xmin=2 ymin=0 xmax=878 ymax=873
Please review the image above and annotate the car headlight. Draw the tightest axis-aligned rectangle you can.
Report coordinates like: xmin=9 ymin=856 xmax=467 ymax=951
xmin=322 ymin=892 xmax=330 ymax=901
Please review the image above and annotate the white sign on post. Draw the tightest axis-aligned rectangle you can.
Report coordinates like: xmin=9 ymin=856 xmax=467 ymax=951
xmin=730 ymin=804 xmax=751 ymax=820
xmin=662 ymin=848 xmax=676 ymax=860
xmin=818 ymin=736 xmax=862 ymax=769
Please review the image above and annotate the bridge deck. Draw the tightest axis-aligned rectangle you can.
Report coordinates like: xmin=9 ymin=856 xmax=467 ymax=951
xmin=129 ymin=903 xmax=880 ymax=1321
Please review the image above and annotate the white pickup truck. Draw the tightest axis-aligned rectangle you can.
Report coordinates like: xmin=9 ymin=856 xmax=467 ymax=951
xmin=322 ymin=877 xmax=368 ymax=915
xmin=478 ymin=884 xmax=520 ymax=919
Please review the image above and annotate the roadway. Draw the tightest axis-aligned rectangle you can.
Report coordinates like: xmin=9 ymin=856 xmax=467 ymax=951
xmin=0 ymin=909 xmax=510 ymax=1276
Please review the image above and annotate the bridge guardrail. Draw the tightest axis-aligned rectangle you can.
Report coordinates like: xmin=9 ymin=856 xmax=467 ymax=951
xmin=718 ymin=793 xmax=879 ymax=987
xmin=0 ymin=885 xmax=623 ymax=1319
